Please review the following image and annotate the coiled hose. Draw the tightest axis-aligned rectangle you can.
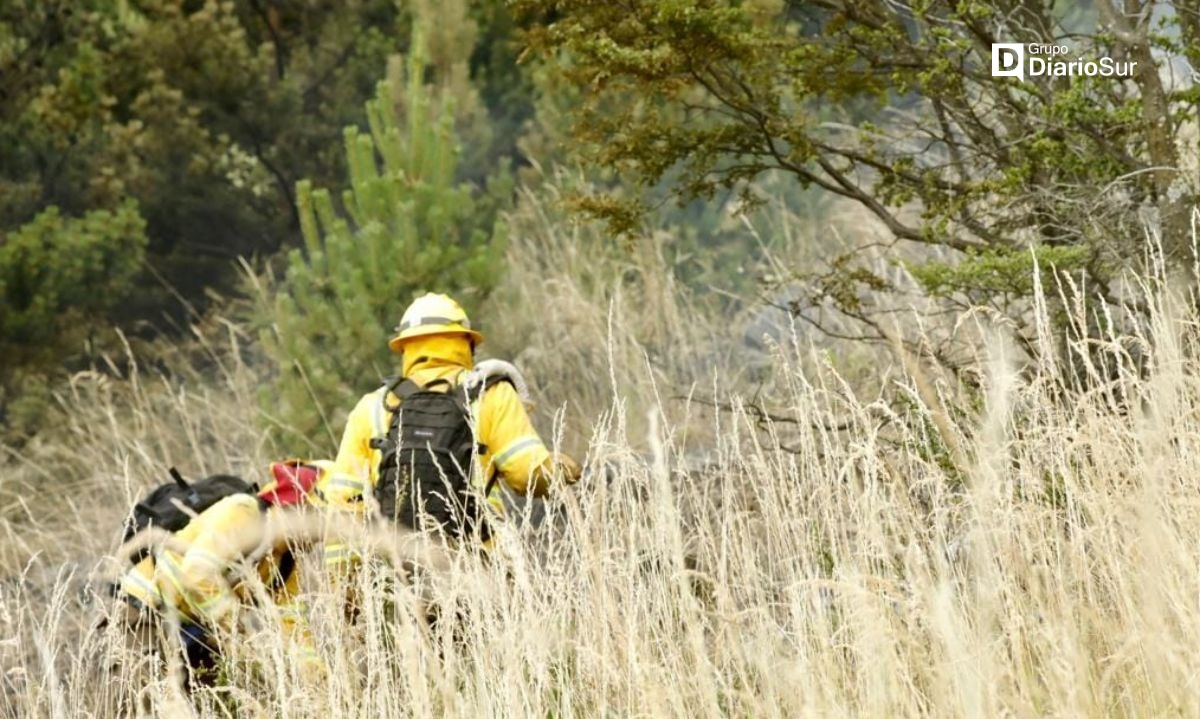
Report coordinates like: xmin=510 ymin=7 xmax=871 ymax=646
xmin=462 ymin=358 xmax=532 ymax=403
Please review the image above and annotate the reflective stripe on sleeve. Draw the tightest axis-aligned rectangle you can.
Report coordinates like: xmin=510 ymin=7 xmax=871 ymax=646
xmin=323 ymin=544 xmax=361 ymax=566
xmin=372 ymin=389 xmax=390 ymax=437
xmin=157 ymin=552 xmax=231 ymax=616
xmin=296 ymin=644 xmax=321 ymax=659
xmin=155 ymin=553 xmax=187 ymax=595
xmin=492 ymin=437 xmax=544 ymax=470
xmin=193 ymin=590 xmax=234 ymax=614
xmin=291 ymin=643 xmax=323 ymax=667
xmin=276 ymin=602 xmax=307 ymax=619
xmin=325 ymin=473 xmax=365 ymax=494
xmin=120 ymin=570 xmax=162 ymax=607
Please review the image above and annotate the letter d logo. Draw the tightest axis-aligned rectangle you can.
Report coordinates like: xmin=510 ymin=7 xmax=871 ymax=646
xmin=992 ymin=43 xmax=1024 ymax=81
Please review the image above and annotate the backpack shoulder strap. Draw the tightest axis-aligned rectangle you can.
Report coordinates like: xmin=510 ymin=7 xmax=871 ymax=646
xmin=396 ymin=378 xmax=428 ymax=398
xmin=483 ymin=374 xmax=513 ymax=391
xmin=380 ymin=375 xmax=426 ymax=412
xmin=460 ymin=373 xmax=512 ymax=402
xmin=463 ymin=374 xmax=512 ymax=415
xmin=381 ymin=375 xmax=402 ymax=412
xmin=384 ymin=375 xmax=450 ymax=399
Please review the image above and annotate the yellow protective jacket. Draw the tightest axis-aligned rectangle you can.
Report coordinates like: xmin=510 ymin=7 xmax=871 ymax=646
xmin=318 ymin=335 xmax=552 ymax=519
xmin=118 ymin=494 xmax=317 ymax=663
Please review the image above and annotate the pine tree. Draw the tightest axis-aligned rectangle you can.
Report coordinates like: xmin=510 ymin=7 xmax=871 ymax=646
xmin=255 ymin=27 xmax=509 ymax=451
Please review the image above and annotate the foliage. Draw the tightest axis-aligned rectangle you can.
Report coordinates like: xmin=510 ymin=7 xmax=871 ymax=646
xmin=253 ymin=29 xmax=510 ymax=451
xmin=908 ymin=245 xmax=1093 ymax=300
xmin=0 ymin=202 xmax=147 ymax=437
xmin=0 ymin=0 xmax=412 ymax=323
xmin=517 ymin=0 xmax=1200 ymax=358
xmin=0 ymin=0 xmax=539 ymax=440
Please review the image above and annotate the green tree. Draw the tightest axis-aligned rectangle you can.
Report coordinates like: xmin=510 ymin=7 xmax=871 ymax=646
xmin=0 ymin=202 xmax=147 ymax=437
xmin=253 ymin=29 xmax=510 ymax=450
xmin=0 ymin=0 xmax=415 ymax=437
xmin=0 ymin=0 xmax=538 ymax=438
xmin=517 ymin=0 xmax=1199 ymax=366
xmin=1 ymin=0 xmax=413 ymax=322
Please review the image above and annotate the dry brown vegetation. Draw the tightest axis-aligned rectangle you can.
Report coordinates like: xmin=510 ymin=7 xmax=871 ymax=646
xmin=3 ymin=195 xmax=1200 ymax=717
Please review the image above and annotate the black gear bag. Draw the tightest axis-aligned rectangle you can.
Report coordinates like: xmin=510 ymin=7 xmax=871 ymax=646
xmin=371 ymin=376 xmax=505 ymax=539
xmin=121 ymin=468 xmax=255 ymax=563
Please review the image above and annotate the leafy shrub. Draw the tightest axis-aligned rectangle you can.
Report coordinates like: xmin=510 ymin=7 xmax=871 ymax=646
xmin=0 ymin=201 xmax=147 ymax=439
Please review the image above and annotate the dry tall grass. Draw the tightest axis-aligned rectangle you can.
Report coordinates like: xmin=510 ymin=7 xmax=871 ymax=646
xmin=3 ymin=201 xmax=1200 ymax=717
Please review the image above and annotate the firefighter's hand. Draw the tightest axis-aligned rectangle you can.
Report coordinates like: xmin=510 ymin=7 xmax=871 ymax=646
xmin=554 ymin=453 xmax=582 ymax=484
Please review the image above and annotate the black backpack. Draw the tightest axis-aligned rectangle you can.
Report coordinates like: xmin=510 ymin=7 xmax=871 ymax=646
xmin=371 ymin=376 xmax=506 ymax=539
xmin=121 ymin=468 xmax=255 ymax=563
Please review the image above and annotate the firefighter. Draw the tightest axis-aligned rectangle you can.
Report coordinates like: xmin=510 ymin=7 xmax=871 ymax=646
xmin=318 ymin=292 xmax=581 ymax=561
xmin=115 ymin=460 xmax=329 ymax=684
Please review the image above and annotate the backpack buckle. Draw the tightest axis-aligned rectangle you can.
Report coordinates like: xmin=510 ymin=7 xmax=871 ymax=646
xmin=370 ymin=437 xmax=396 ymax=454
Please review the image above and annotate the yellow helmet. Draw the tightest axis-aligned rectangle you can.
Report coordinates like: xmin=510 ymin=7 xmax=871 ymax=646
xmin=387 ymin=292 xmax=484 ymax=353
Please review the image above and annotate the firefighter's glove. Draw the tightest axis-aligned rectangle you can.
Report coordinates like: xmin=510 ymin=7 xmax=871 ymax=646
xmin=554 ymin=453 xmax=582 ymax=485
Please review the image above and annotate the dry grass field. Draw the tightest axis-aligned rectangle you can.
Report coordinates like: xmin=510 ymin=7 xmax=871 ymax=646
xmin=3 ymin=202 xmax=1200 ymax=717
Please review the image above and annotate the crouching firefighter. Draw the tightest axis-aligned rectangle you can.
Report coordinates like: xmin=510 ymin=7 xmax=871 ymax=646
xmin=319 ymin=292 xmax=582 ymax=561
xmin=113 ymin=460 xmax=330 ymax=687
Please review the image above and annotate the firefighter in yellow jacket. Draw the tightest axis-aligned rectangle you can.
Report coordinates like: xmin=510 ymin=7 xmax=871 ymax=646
xmin=318 ymin=293 xmax=580 ymax=560
xmin=118 ymin=461 xmax=328 ymax=677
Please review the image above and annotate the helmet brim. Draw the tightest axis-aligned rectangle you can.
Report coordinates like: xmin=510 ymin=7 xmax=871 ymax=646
xmin=388 ymin=327 xmax=485 ymax=354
